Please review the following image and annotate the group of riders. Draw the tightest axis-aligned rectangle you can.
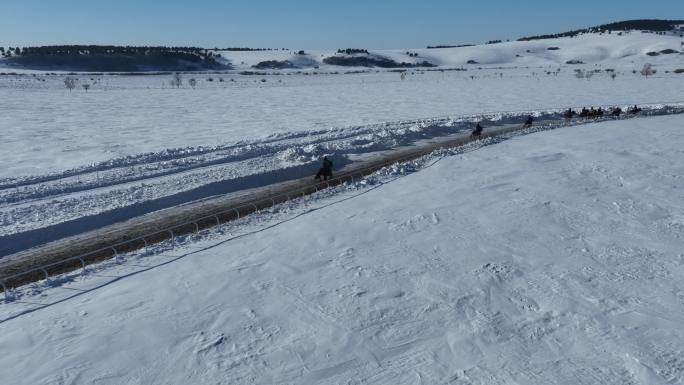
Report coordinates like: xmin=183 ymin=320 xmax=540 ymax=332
xmin=471 ymin=105 xmax=643 ymax=140
xmin=563 ymin=105 xmax=642 ymax=119
xmin=317 ymin=105 xmax=644 ymax=181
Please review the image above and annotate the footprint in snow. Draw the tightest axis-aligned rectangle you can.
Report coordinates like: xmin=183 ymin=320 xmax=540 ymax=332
xmin=339 ymin=248 xmax=355 ymax=258
xmin=195 ymin=333 xmax=226 ymax=355
xmin=476 ymin=262 xmax=521 ymax=282
xmin=389 ymin=213 xmax=440 ymax=232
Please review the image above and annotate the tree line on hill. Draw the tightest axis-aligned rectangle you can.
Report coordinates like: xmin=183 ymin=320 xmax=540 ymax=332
xmin=1 ymin=45 xmax=222 ymax=58
xmin=0 ymin=45 xmax=295 ymax=58
xmin=424 ymin=19 xmax=684 ymax=48
xmin=216 ymin=47 xmax=288 ymax=51
xmin=336 ymin=48 xmax=370 ymax=55
xmin=0 ymin=47 xmax=21 ymax=57
xmin=323 ymin=55 xmax=435 ymax=68
xmin=0 ymin=45 xmax=230 ymax=71
xmin=427 ymin=44 xmax=474 ymax=49
xmin=518 ymin=19 xmax=684 ymax=41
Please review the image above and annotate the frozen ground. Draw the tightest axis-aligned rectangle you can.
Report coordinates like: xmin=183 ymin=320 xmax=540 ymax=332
xmin=1 ymin=115 xmax=683 ymax=384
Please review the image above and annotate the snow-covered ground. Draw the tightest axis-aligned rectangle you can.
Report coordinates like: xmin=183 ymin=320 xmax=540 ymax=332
xmin=2 ymin=68 xmax=682 ymax=179
xmin=2 ymin=114 xmax=683 ymax=384
xmin=1 ymin=31 xmax=682 ymax=179
xmin=1 ymin=31 xmax=683 ymax=251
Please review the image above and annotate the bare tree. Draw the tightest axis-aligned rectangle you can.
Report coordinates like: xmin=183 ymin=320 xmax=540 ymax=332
xmin=64 ymin=77 xmax=76 ymax=91
xmin=640 ymin=63 xmax=654 ymax=77
xmin=170 ymin=73 xmax=182 ymax=88
xmin=188 ymin=78 xmax=197 ymax=89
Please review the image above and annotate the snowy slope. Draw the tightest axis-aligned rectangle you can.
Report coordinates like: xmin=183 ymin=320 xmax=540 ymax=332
xmin=209 ymin=32 xmax=684 ymax=70
xmin=411 ymin=32 xmax=684 ymax=68
xmin=2 ymin=115 xmax=684 ymax=384
xmin=2 ymin=31 xmax=680 ymax=73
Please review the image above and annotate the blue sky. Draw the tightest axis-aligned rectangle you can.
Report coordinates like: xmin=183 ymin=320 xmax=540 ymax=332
xmin=2 ymin=0 xmax=682 ymax=49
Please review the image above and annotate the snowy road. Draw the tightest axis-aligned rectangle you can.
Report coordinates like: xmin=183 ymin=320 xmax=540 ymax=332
xmin=2 ymin=115 xmax=683 ymax=384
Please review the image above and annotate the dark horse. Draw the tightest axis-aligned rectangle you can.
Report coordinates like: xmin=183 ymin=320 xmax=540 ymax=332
xmin=315 ymin=156 xmax=333 ymax=181
xmin=470 ymin=123 xmax=483 ymax=139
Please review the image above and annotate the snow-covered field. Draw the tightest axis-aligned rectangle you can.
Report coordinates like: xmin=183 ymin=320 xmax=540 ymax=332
xmin=1 ymin=32 xmax=683 ymax=179
xmin=1 ymin=31 xmax=683 ymax=253
xmin=2 ymin=68 xmax=682 ymax=179
xmin=2 ymin=114 xmax=684 ymax=384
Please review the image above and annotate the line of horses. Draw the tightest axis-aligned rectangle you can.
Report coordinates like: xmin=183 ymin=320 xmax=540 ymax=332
xmin=470 ymin=105 xmax=644 ymax=139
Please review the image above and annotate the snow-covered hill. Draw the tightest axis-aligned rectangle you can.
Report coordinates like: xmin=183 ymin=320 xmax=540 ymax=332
xmin=1 ymin=31 xmax=682 ymax=72
xmin=2 ymin=115 xmax=683 ymax=384
xmin=209 ymin=31 xmax=684 ymax=70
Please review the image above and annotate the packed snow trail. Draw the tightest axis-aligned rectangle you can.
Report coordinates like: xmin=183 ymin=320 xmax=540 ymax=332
xmin=1 ymin=115 xmax=683 ymax=384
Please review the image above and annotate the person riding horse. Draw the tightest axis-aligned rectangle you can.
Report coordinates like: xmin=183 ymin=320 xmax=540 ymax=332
xmin=471 ymin=123 xmax=483 ymax=139
xmin=315 ymin=156 xmax=333 ymax=181
xmin=523 ymin=115 xmax=534 ymax=127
